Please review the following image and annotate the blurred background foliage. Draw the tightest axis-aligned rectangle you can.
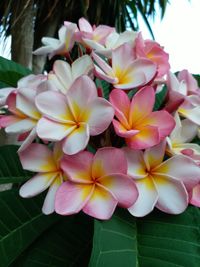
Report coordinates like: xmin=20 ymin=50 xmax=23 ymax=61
xmin=0 ymin=0 xmax=169 ymax=72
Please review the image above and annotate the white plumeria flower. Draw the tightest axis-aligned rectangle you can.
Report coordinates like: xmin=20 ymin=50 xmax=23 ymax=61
xmin=33 ymin=23 xmax=77 ymax=59
xmin=166 ymin=112 xmax=200 ymax=164
xmin=19 ymin=143 xmax=64 ymax=215
xmin=48 ymin=55 xmax=94 ymax=94
xmin=123 ymin=140 xmax=200 ymax=217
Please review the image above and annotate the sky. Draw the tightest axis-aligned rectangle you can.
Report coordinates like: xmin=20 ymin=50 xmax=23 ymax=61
xmin=0 ymin=0 xmax=200 ymax=74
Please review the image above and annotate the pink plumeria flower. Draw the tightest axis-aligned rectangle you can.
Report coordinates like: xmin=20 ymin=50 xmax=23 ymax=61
xmin=190 ymin=183 xmax=200 ymax=207
xmin=166 ymin=112 xmax=200 ymax=164
xmin=36 ymin=75 xmax=114 ymax=155
xmin=0 ymin=75 xmax=47 ymax=151
xmin=33 ymin=23 xmax=77 ymax=59
xmin=48 ymin=55 xmax=94 ymax=94
xmin=19 ymin=143 xmax=64 ymax=215
xmin=75 ymin=17 xmax=115 ymax=47
xmin=135 ymin=33 xmax=170 ymax=78
xmin=92 ymin=43 xmax=157 ymax=90
xmin=178 ymin=69 xmax=200 ymax=96
xmin=110 ymin=86 xmax=175 ymax=149
xmin=55 ymin=147 xmax=138 ymax=220
xmin=123 ymin=140 xmax=200 ymax=217
xmin=83 ymin=30 xmax=137 ymax=58
xmin=166 ymin=72 xmax=200 ymax=125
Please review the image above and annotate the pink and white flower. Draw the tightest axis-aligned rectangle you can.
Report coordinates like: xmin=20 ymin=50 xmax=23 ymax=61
xmin=55 ymin=147 xmax=138 ymax=220
xmin=110 ymin=86 xmax=175 ymax=149
xmin=33 ymin=23 xmax=77 ymax=59
xmin=93 ymin=43 xmax=157 ymax=90
xmin=123 ymin=140 xmax=200 ymax=217
xmin=48 ymin=55 xmax=94 ymax=94
xmin=19 ymin=143 xmax=64 ymax=214
xmin=36 ymin=75 xmax=114 ymax=155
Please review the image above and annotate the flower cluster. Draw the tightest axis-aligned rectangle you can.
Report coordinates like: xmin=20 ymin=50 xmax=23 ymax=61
xmin=1 ymin=18 xmax=200 ymax=220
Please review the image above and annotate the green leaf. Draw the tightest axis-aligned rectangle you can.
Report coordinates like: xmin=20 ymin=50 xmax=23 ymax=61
xmin=89 ymin=207 xmax=200 ymax=267
xmin=95 ymin=78 xmax=110 ymax=100
xmin=0 ymin=145 xmax=31 ymax=184
xmin=0 ymin=56 xmax=32 ymax=88
xmin=0 ymin=189 xmax=59 ymax=267
xmin=10 ymin=213 xmax=93 ymax=267
xmin=194 ymin=75 xmax=200 ymax=87
xmin=153 ymin=85 xmax=168 ymax=111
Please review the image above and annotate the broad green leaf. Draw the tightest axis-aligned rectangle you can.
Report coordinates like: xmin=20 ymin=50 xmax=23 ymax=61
xmin=0 ymin=145 xmax=31 ymax=184
xmin=153 ymin=85 xmax=167 ymax=111
xmin=10 ymin=213 xmax=93 ymax=267
xmin=0 ymin=189 xmax=59 ymax=267
xmin=194 ymin=75 xmax=200 ymax=87
xmin=95 ymin=78 xmax=110 ymax=100
xmin=0 ymin=56 xmax=32 ymax=88
xmin=89 ymin=207 xmax=200 ymax=267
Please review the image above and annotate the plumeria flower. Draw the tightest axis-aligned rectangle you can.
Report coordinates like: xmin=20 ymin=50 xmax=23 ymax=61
xmin=36 ymin=75 xmax=114 ymax=155
xmin=109 ymin=86 xmax=175 ymax=149
xmin=0 ymin=75 xmax=47 ymax=151
xmin=55 ymin=147 xmax=138 ymax=220
xmin=92 ymin=43 xmax=157 ymax=90
xmin=19 ymin=143 xmax=64 ymax=215
xmin=135 ymin=33 xmax=170 ymax=78
xmin=190 ymin=183 xmax=200 ymax=207
xmin=123 ymin=140 xmax=200 ymax=217
xmin=48 ymin=55 xmax=94 ymax=94
xmin=74 ymin=17 xmax=115 ymax=47
xmin=166 ymin=112 xmax=200 ymax=163
xmin=83 ymin=30 xmax=137 ymax=57
xmin=166 ymin=71 xmax=200 ymax=125
xmin=33 ymin=23 xmax=77 ymax=59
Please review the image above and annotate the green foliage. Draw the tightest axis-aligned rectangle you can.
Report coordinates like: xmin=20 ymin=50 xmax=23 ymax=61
xmin=0 ymin=145 xmax=31 ymax=184
xmin=89 ymin=207 xmax=200 ymax=267
xmin=0 ymin=56 xmax=31 ymax=88
xmin=95 ymin=78 xmax=110 ymax=100
xmin=153 ymin=85 xmax=168 ymax=111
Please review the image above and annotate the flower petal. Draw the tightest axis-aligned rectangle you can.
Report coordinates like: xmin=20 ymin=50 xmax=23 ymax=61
xmin=84 ymin=98 xmax=114 ymax=135
xmin=42 ymin=174 xmax=62 ymax=215
xmin=36 ymin=91 xmax=74 ymax=123
xmin=62 ymin=123 xmax=89 ymax=155
xmin=92 ymin=147 xmax=127 ymax=178
xmin=122 ymin=148 xmax=147 ymax=179
xmin=83 ymin=184 xmax=117 ymax=220
xmin=18 ymin=127 xmax=37 ymax=152
xmin=112 ymin=119 xmax=139 ymax=138
xmin=19 ymin=172 xmax=57 ymax=198
xmin=154 ymin=175 xmax=188 ymax=214
xmin=55 ymin=181 xmax=93 ymax=215
xmin=126 ymin=125 xmax=160 ymax=150
xmin=61 ymin=151 xmax=93 ymax=183
xmin=153 ymin=155 xmax=200 ymax=190
xmin=72 ymin=55 xmax=93 ymax=80
xmin=5 ymin=118 xmax=36 ymax=134
xmin=98 ymin=174 xmax=138 ymax=208
xmin=190 ymin=183 xmax=200 ymax=207
xmin=37 ymin=117 xmax=76 ymax=141
xmin=128 ymin=177 xmax=158 ymax=217
xmin=19 ymin=143 xmax=57 ymax=172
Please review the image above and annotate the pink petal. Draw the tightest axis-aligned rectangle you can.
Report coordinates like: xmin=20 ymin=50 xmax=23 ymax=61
xmin=18 ymin=127 xmax=37 ymax=152
xmin=72 ymin=55 xmax=94 ymax=80
xmin=61 ymin=151 xmax=93 ymax=184
xmin=144 ymin=140 xmax=166 ymax=170
xmin=128 ymin=176 xmax=158 ymax=217
xmin=123 ymin=148 xmax=148 ymax=179
xmin=154 ymin=175 xmax=188 ymax=214
xmin=66 ymin=76 xmax=97 ymax=120
xmin=19 ymin=172 xmax=58 ymax=198
xmin=37 ymin=117 xmax=76 ymax=141
xmin=7 ymin=92 xmax=22 ymax=116
xmin=129 ymin=86 xmax=155 ymax=125
xmin=190 ymin=183 xmax=200 ymax=207
xmin=55 ymin=181 xmax=94 ymax=215
xmin=98 ymin=174 xmax=138 ymax=208
xmin=92 ymin=147 xmax=128 ymax=178
xmin=42 ymin=174 xmax=62 ymax=215
xmin=93 ymin=25 xmax=115 ymax=44
xmin=92 ymin=51 xmax=115 ymax=77
xmin=52 ymin=60 xmax=72 ymax=92
xmin=94 ymin=65 xmax=118 ymax=84
xmin=19 ymin=143 xmax=57 ymax=172
xmin=126 ymin=125 xmax=160 ymax=150
xmin=79 ymin=17 xmax=93 ymax=33
xmin=114 ymin=70 xmax=146 ymax=90
xmin=109 ymin=89 xmax=130 ymax=129
xmin=112 ymin=119 xmax=139 ymax=138
xmin=62 ymin=123 xmax=89 ymax=155
xmin=0 ymin=115 xmax=21 ymax=128
xmin=84 ymin=98 xmax=114 ymax=135
xmin=153 ymin=155 xmax=200 ymax=191
xmin=36 ymin=91 xmax=74 ymax=123
xmin=178 ymin=105 xmax=200 ymax=126
xmin=0 ymin=87 xmax=15 ymax=106
xmin=83 ymin=184 xmax=118 ymax=220
xmin=5 ymin=118 xmax=36 ymax=134
xmin=142 ymin=110 xmax=175 ymax=139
